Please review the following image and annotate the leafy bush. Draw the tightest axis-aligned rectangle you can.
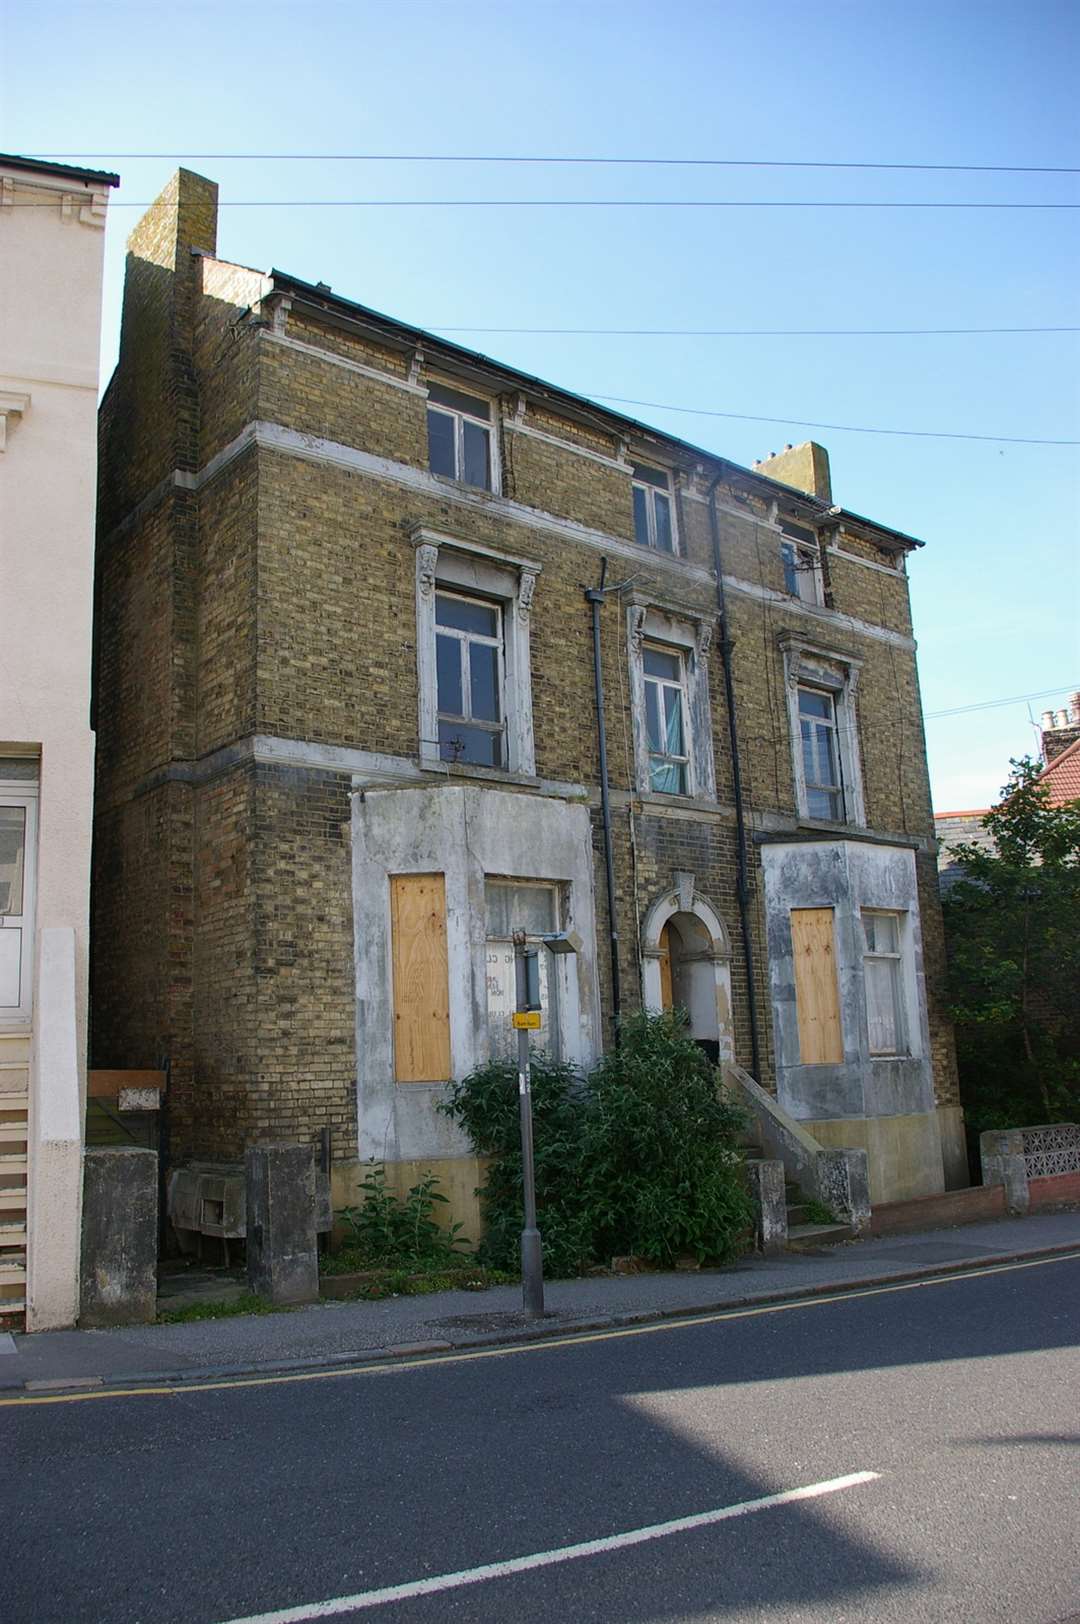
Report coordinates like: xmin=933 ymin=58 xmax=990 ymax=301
xmin=338 ymin=1164 xmax=471 ymax=1270
xmin=440 ymin=1054 xmax=593 ymax=1278
xmin=440 ymin=1012 xmax=753 ymax=1275
xmin=581 ymin=1012 xmax=752 ymax=1265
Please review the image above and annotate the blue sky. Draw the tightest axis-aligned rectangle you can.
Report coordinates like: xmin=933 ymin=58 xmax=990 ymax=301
xmin=4 ymin=0 xmax=1077 ymax=811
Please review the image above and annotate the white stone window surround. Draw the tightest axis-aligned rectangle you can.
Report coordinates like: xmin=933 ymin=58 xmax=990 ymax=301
xmin=779 ymin=521 xmax=824 ymax=607
xmin=413 ymin=527 xmax=539 ymax=776
xmin=779 ymin=631 xmax=866 ymax=829
xmin=640 ymin=875 xmax=734 ymax=1061
xmin=627 ymin=600 xmax=717 ymax=802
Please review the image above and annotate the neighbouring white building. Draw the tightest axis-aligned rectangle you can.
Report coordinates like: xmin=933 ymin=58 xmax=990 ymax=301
xmin=0 ymin=154 xmax=118 ymax=1330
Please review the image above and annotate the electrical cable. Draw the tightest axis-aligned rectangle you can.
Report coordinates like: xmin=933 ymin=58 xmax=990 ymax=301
xmin=6 ymin=198 xmax=1080 ymax=209
xmin=428 ymin=325 xmax=1080 ymax=337
xmin=587 ymin=394 xmax=1080 ymax=445
xmin=925 ymin=687 xmax=1080 ymax=719
xmin=27 ymin=152 xmax=1080 ymax=174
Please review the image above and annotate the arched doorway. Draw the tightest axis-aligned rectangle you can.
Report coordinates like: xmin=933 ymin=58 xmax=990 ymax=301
xmin=642 ymin=884 xmax=734 ymax=1063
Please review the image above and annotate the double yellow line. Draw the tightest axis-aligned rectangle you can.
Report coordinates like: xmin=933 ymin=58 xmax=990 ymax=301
xmin=4 ymin=1249 xmax=1076 ymax=1409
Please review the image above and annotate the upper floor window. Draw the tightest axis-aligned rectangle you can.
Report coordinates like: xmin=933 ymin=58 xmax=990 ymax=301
xmin=643 ymin=644 xmax=690 ymax=794
xmin=798 ymin=686 xmax=844 ymax=820
xmin=632 ymin=463 xmax=675 ymax=553
xmin=780 ymin=633 xmax=866 ymax=828
xmin=435 ymin=591 xmax=504 ymax=767
xmin=414 ymin=529 xmax=538 ymax=777
xmin=427 ymin=382 xmax=495 ymax=491
xmin=780 ymin=521 xmax=823 ymax=606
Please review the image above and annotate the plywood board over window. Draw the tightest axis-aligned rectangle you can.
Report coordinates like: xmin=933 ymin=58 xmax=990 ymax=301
xmin=790 ymin=906 xmax=844 ymax=1064
xmin=390 ymin=873 xmax=451 ymax=1082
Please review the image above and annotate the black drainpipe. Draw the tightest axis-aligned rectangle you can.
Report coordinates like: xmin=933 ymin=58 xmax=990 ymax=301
xmin=706 ymin=477 xmax=763 ymax=1083
xmin=585 ymin=559 xmax=622 ymax=1044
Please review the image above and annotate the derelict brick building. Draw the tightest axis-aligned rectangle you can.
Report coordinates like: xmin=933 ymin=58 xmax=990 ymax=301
xmin=92 ymin=170 xmax=965 ymax=1228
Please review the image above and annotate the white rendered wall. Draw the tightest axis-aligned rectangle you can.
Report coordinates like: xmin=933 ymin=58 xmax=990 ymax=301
xmin=0 ymin=163 xmax=110 ymax=1329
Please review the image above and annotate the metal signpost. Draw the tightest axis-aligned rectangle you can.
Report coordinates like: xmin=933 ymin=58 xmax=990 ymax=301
xmin=511 ymin=928 xmax=580 ymax=1319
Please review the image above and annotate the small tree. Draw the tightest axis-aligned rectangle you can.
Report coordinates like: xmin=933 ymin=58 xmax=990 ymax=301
xmin=942 ymin=757 xmax=1080 ymax=1136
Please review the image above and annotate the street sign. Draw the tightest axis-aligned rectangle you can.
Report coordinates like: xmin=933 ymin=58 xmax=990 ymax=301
xmin=512 ymin=1010 xmax=542 ymax=1030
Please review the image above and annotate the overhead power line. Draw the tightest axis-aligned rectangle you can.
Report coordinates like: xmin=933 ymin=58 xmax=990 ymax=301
xmin=588 ymin=394 xmax=1080 ymax=446
xmin=28 ymin=151 xmax=1080 ymax=175
xmin=429 ymin=324 xmax=1080 ymax=338
xmin=12 ymin=197 xmax=1078 ymax=210
xmin=926 ymin=686 xmax=1080 ymax=719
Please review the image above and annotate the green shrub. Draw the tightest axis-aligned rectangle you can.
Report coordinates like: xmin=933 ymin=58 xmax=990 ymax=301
xmin=338 ymin=1163 xmax=471 ymax=1270
xmin=440 ymin=1054 xmax=593 ymax=1278
xmin=440 ymin=1013 xmax=753 ymax=1274
xmin=582 ymin=1011 xmax=753 ymax=1265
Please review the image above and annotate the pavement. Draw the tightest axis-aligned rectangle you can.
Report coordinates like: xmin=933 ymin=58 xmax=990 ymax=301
xmin=3 ymin=1208 xmax=1078 ymax=1396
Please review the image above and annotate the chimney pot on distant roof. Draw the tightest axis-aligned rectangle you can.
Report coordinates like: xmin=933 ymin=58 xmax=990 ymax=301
xmin=1071 ymin=691 xmax=1080 ymax=724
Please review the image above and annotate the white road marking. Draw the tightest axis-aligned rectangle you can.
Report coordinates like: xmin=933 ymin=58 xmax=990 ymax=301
xmin=217 ymin=1470 xmax=880 ymax=1623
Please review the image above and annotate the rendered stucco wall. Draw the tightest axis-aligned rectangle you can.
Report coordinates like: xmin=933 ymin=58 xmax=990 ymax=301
xmin=0 ymin=163 xmax=110 ymax=1328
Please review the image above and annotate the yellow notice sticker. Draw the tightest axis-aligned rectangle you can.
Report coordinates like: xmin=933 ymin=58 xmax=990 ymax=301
xmin=511 ymin=1011 xmax=542 ymax=1030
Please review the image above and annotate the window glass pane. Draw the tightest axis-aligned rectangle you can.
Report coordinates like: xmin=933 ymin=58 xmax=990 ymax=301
xmin=645 ymin=683 xmax=662 ymax=752
xmin=438 ymin=720 xmax=502 ymax=767
xmin=632 ymin=485 xmax=650 ymax=546
xmin=436 ymin=634 xmax=463 ymax=717
xmin=815 ymin=721 xmax=838 ymax=786
xmin=632 ymin=462 xmax=668 ymax=489
xmin=782 ymin=542 xmax=799 ymax=596
xmin=438 ymin=727 xmax=500 ymax=769
xmin=427 ymin=408 xmax=456 ymax=478
xmin=799 ymin=688 xmax=832 ymax=721
xmin=470 ymin=641 xmax=501 ymax=723
xmin=427 ymin=382 xmax=490 ymax=420
xmin=0 ymin=807 xmax=26 ymax=915
xmin=643 ymin=646 xmax=680 ymax=681
xmin=462 ymin=420 xmax=491 ymax=490
xmin=485 ymin=882 xmax=556 ymax=938
xmin=649 ymin=758 xmax=687 ymax=795
xmin=807 ymin=787 xmax=841 ymax=819
xmin=865 ymin=958 xmax=900 ymax=1054
xmin=865 ymin=913 xmax=899 ymax=954
xmin=436 ymin=594 xmax=498 ymax=638
xmin=653 ymin=492 xmax=673 ymax=552
xmin=663 ymin=686 xmax=685 ymax=755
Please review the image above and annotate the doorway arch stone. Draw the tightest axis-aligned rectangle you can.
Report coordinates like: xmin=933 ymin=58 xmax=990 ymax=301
xmin=641 ymin=880 xmax=734 ymax=1062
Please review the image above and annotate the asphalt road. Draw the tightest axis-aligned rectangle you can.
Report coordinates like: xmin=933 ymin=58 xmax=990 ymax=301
xmin=6 ymin=1255 xmax=1080 ymax=1624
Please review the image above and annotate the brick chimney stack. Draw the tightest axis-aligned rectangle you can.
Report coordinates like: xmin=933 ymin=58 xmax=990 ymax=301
xmin=1040 ymin=692 xmax=1080 ymax=763
xmin=752 ymin=441 xmax=832 ymax=503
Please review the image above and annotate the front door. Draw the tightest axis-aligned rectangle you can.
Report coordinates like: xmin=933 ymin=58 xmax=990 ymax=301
xmin=0 ymin=794 xmax=36 ymax=1025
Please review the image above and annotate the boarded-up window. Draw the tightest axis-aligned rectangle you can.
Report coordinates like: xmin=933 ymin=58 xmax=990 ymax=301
xmin=390 ymin=873 xmax=451 ymax=1083
xmin=658 ymin=922 xmax=674 ymax=1011
xmin=790 ymin=907 xmax=843 ymax=1064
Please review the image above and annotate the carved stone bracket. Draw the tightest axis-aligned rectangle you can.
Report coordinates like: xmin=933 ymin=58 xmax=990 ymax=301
xmin=517 ymin=569 xmax=537 ymax=623
xmin=0 ymin=391 xmax=30 ymax=452
xmin=695 ymin=619 xmax=715 ymax=663
xmin=673 ymin=870 xmax=695 ymax=911
xmin=416 ymin=543 xmax=439 ymax=600
xmin=629 ymin=604 xmax=647 ymax=654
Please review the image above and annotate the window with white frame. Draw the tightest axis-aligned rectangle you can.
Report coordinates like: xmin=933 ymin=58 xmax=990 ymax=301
xmin=798 ymin=686 xmax=844 ymax=820
xmin=435 ymin=591 xmax=504 ymax=767
xmin=631 ymin=462 xmax=676 ymax=553
xmin=415 ymin=530 xmax=538 ymax=776
xmin=862 ymin=910 xmax=908 ymax=1055
xmin=426 ymin=381 xmax=496 ymax=491
xmin=643 ymin=644 xmax=690 ymax=794
xmin=628 ymin=604 xmax=716 ymax=801
xmin=780 ymin=520 xmax=823 ymax=606
xmin=484 ymin=880 xmax=561 ymax=1059
xmin=780 ymin=634 xmax=865 ymax=827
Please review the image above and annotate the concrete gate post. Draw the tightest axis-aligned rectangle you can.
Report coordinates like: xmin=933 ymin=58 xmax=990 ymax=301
xmin=979 ymin=1129 xmax=1030 ymax=1216
xmin=744 ymin=1159 xmax=788 ymax=1254
xmin=245 ymin=1143 xmax=319 ymax=1305
xmin=79 ymin=1147 xmax=159 ymax=1327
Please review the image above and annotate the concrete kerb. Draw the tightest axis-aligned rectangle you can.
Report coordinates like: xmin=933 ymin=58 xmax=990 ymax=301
xmin=5 ymin=1237 xmax=1079 ymax=1399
